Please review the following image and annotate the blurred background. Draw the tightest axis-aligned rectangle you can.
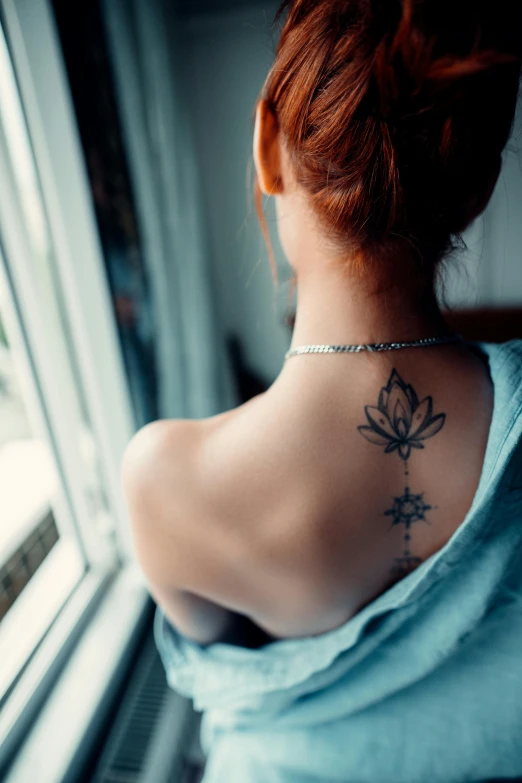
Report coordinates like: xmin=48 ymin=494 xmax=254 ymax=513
xmin=54 ymin=0 xmax=522 ymax=421
xmin=0 ymin=1 xmax=520 ymax=782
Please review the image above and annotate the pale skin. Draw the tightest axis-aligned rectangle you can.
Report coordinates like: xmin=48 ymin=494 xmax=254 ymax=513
xmin=121 ymin=99 xmax=495 ymax=646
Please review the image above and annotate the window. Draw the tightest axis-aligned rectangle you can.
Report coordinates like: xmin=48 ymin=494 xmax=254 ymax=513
xmin=0 ymin=0 xmax=136 ymax=722
xmin=0 ymin=295 xmax=61 ymax=624
xmin=0 ymin=14 xmax=107 ymax=700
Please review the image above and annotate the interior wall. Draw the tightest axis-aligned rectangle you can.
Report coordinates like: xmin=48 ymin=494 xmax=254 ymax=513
xmin=442 ymin=100 xmax=522 ymax=308
xmin=482 ymin=102 xmax=522 ymax=304
xmin=179 ymin=4 xmax=522 ymax=382
xmin=178 ymin=3 xmax=290 ymax=385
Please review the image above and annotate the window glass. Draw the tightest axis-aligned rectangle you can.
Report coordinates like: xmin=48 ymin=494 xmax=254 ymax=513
xmin=0 ymin=301 xmax=60 ymax=623
xmin=0 ymin=17 xmax=116 ymax=694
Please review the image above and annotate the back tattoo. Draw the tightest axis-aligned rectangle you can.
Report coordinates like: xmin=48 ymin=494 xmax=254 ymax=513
xmin=357 ymin=369 xmax=446 ymax=578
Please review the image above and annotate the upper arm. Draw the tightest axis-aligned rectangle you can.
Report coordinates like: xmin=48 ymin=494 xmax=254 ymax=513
xmin=121 ymin=419 xmax=246 ymax=643
xmin=121 ymin=418 xmax=214 ymax=586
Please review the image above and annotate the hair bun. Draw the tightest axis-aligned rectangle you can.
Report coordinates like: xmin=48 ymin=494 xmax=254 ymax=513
xmin=255 ymin=0 xmax=522 ymax=279
xmin=373 ymin=0 xmax=521 ymax=124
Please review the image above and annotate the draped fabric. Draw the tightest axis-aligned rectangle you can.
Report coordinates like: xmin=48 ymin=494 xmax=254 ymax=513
xmin=155 ymin=340 xmax=522 ymax=783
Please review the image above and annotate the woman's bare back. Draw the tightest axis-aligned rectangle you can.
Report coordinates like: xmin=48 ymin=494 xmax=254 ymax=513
xmin=192 ymin=342 xmax=494 ymax=640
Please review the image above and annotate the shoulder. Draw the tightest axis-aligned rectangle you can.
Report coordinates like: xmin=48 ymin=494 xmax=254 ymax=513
xmin=121 ymin=418 xmax=200 ymax=505
xmin=120 ymin=412 xmax=267 ymax=612
xmin=121 ymin=418 xmax=251 ymax=643
xmin=121 ymin=418 xmax=209 ymax=581
xmin=120 ymin=401 xmax=266 ymax=530
xmin=120 ymin=390 xmax=267 ymax=495
xmin=119 ymin=398 xmax=350 ymax=634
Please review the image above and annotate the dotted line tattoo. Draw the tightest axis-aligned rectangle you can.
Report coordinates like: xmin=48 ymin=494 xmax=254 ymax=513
xmin=357 ymin=369 xmax=446 ymax=578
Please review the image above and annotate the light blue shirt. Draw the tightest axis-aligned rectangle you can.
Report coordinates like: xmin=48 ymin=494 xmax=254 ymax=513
xmin=154 ymin=339 xmax=522 ymax=783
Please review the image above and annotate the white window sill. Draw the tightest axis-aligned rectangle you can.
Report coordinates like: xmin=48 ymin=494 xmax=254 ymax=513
xmin=0 ymin=438 xmax=56 ymax=567
xmin=0 ymin=537 xmax=85 ymax=700
xmin=0 ymin=564 xmax=159 ymax=782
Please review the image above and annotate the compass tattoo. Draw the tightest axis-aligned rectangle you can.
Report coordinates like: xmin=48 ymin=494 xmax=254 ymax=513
xmin=357 ymin=369 xmax=445 ymax=577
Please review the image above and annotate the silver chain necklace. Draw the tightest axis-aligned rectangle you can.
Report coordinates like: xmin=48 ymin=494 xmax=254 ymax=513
xmin=285 ymin=333 xmax=462 ymax=360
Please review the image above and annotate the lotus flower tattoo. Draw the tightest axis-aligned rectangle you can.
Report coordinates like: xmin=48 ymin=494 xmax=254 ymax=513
xmin=357 ymin=369 xmax=445 ymax=461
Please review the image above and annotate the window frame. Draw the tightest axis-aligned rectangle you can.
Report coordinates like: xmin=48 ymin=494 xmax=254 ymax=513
xmin=0 ymin=0 xmax=137 ymax=560
xmin=0 ymin=564 xmax=153 ymax=783
xmin=0 ymin=0 xmax=151 ymax=765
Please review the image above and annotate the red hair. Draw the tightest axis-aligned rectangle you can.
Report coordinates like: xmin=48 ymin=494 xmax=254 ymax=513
xmin=253 ymin=0 xmax=522 ymax=286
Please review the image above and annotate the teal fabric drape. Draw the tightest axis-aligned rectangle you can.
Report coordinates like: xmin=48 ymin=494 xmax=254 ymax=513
xmin=155 ymin=340 xmax=522 ymax=783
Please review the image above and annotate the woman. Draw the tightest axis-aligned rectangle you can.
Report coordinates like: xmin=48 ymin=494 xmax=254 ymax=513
xmin=122 ymin=1 xmax=522 ymax=780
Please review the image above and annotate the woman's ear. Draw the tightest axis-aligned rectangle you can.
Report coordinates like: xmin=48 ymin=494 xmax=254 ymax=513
xmin=253 ymin=99 xmax=284 ymax=196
